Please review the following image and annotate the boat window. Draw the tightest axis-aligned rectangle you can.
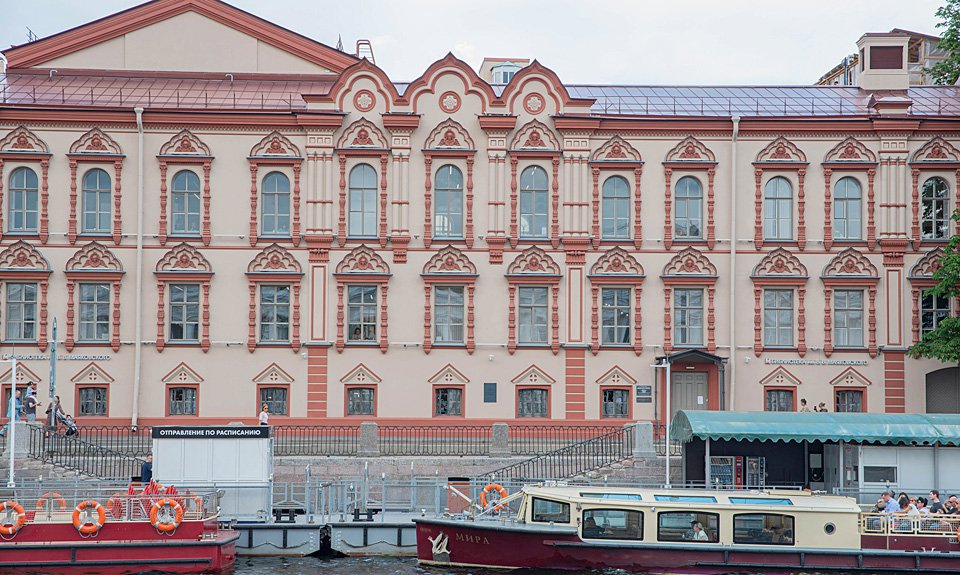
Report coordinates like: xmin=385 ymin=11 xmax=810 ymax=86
xmin=654 ymin=495 xmax=717 ymax=503
xmin=733 ymin=513 xmax=795 ymax=546
xmin=579 ymin=493 xmax=643 ymax=501
xmin=728 ymin=497 xmax=794 ymax=506
xmin=582 ymin=508 xmax=643 ymax=540
xmin=657 ymin=511 xmax=719 ymax=543
xmin=531 ymin=498 xmax=570 ymax=524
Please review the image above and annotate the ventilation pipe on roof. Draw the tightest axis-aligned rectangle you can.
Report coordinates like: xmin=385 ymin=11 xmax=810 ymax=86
xmin=131 ymin=107 xmax=145 ymax=430
xmin=727 ymin=116 xmax=740 ymax=411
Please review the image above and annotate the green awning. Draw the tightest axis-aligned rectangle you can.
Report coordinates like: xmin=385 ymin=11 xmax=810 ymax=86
xmin=670 ymin=410 xmax=960 ymax=445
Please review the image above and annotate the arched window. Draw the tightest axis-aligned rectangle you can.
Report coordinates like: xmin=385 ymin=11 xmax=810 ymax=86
xmin=833 ymin=177 xmax=862 ymax=240
xmin=81 ymin=168 xmax=111 ymax=234
xmin=763 ymin=176 xmax=793 ymax=240
xmin=171 ymin=170 xmax=201 ymax=235
xmin=922 ymin=177 xmax=949 ymax=240
xmin=601 ymin=176 xmax=630 ymax=240
xmin=348 ymin=164 xmax=377 ymax=238
xmin=9 ymin=167 xmax=39 ymax=233
xmin=519 ymin=166 xmax=548 ymax=239
xmin=434 ymin=165 xmax=463 ymax=239
xmin=674 ymin=176 xmax=702 ymax=239
xmin=261 ymin=172 xmax=291 ymax=236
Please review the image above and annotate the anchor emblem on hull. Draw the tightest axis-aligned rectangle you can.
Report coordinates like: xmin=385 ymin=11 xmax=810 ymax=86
xmin=428 ymin=532 xmax=450 ymax=563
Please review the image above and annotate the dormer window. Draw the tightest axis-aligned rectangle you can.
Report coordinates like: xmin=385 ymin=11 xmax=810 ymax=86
xmin=492 ymin=62 xmax=522 ymax=84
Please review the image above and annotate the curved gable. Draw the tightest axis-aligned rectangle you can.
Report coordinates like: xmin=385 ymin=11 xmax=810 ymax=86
xmin=0 ymin=241 xmax=50 ymax=270
xmin=589 ymin=247 xmax=644 ymax=276
xmin=662 ymin=247 xmax=717 ymax=276
xmin=509 ymin=119 xmax=560 ymax=151
xmin=665 ymin=136 xmax=715 ymax=163
xmin=66 ymin=242 xmax=123 ymax=272
xmin=249 ymin=131 xmax=301 ymax=157
xmin=912 ymin=137 xmax=960 ymax=164
xmin=159 ymin=129 xmax=212 ymax=156
xmin=0 ymin=126 xmax=49 ymax=154
xmin=499 ymin=60 xmax=594 ymax=115
xmin=507 ymin=246 xmax=561 ymax=275
xmin=325 ymin=58 xmax=401 ymax=113
xmin=755 ymin=137 xmax=806 ymax=163
xmin=156 ymin=243 xmax=213 ymax=273
xmin=69 ymin=128 xmax=123 ymax=155
xmin=422 ymin=246 xmax=477 ymax=275
xmin=824 ymin=137 xmax=877 ymax=163
xmin=424 ymin=119 xmax=476 ymax=150
xmin=247 ymin=244 xmax=301 ymax=273
xmin=337 ymin=119 xmax=389 ymax=149
xmin=336 ymin=245 xmax=390 ymax=274
xmin=822 ymin=248 xmax=878 ymax=278
xmin=402 ymin=52 xmax=497 ymax=114
xmin=752 ymin=248 xmax=808 ymax=277
xmin=591 ymin=136 xmax=642 ymax=162
xmin=910 ymin=247 xmax=945 ymax=278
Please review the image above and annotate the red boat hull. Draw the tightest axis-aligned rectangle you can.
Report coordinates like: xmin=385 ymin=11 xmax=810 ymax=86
xmin=415 ymin=518 xmax=960 ymax=574
xmin=0 ymin=518 xmax=237 ymax=574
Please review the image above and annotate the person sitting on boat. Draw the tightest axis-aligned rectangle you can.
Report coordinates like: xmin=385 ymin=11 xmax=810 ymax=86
xmin=878 ymin=491 xmax=900 ymax=514
xmin=690 ymin=521 xmax=709 ymax=541
xmin=582 ymin=517 xmax=602 ymax=538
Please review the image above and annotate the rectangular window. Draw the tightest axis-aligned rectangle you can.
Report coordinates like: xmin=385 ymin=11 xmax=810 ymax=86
xmin=347 ymin=387 xmax=375 ymax=415
xmin=519 ymin=192 xmax=548 ymax=238
xmin=601 ymin=287 xmax=631 ymax=345
xmin=518 ymin=286 xmax=549 ymax=344
xmin=654 ymin=495 xmax=718 ymax=503
xmin=78 ymin=283 xmax=110 ymax=342
xmin=863 ymin=465 xmax=897 ymax=483
xmin=531 ymin=498 xmax=570 ymax=523
xmin=434 ymin=286 xmax=464 ymax=344
xmin=518 ymin=388 xmax=548 ymax=418
xmin=601 ymin=389 xmax=629 ymax=418
xmin=733 ymin=514 xmax=795 ymax=545
xmin=580 ymin=493 xmax=643 ymax=501
xmin=582 ymin=508 xmax=643 ymax=540
xmin=673 ymin=288 xmax=704 ymax=347
xmin=763 ymin=289 xmax=794 ymax=347
xmin=10 ymin=189 xmax=39 ymax=233
xmin=764 ymin=389 xmax=794 ymax=412
xmin=259 ymin=285 xmax=291 ymax=343
xmin=434 ymin=387 xmax=463 ymax=416
xmin=921 ymin=293 xmax=950 ymax=336
xmin=259 ymin=386 xmax=288 ymax=415
xmin=657 ymin=511 xmax=719 ymax=542
xmin=82 ymin=187 xmax=111 ymax=233
xmin=836 ymin=389 xmax=864 ymax=413
xmin=483 ymin=382 xmax=497 ymax=403
xmin=169 ymin=283 xmax=200 ymax=342
xmin=834 ymin=289 xmax=864 ymax=348
xmin=729 ymin=498 xmax=794 ymax=506
xmin=168 ymin=387 xmax=197 ymax=416
xmin=171 ymin=190 xmax=200 ymax=234
xmin=5 ymin=282 xmax=37 ymax=341
xmin=78 ymin=387 xmax=108 ymax=416
xmin=347 ymin=285 xmax=377 ymax=342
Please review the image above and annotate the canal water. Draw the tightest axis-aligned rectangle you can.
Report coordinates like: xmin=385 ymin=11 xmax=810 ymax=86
xmin=234 ymin=556 xmax=631 ymax=574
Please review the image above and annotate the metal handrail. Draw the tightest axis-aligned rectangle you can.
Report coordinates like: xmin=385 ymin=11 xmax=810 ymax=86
xmin=28 ymin=426 xmax=146 ymax=480
xmin=859 ymin=512 xmax=960 ymax=536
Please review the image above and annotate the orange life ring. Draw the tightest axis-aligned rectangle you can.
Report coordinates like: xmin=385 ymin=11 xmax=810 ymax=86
xmin=479 ymin=483 xmax=509 ymax=512
xmin=36 ymin=492 xmax=67 ymax=511
xmin=0 ymin=501 xmax=26 ymax=536
xmin=72 ymin=500 xmax=106 ymax=536
xmin=150 ymin=498 xmax=184 ymax=533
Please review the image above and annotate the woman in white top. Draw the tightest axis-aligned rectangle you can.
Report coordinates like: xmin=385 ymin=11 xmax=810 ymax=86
xmin=259 ymin=404 xmax=269 ymax=426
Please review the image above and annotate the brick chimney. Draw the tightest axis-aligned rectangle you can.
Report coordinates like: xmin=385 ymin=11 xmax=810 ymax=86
xmin=856 ymin=33 xmax=911 ymax=91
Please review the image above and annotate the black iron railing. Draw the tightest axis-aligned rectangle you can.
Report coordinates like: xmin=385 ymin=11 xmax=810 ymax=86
xmin=378 ymin=425 xmax=490 ymax=456
xmin=654 ymin=423 xmax=683 ymax=456
xmin=486 ymin=424 xmax=634 ymax=482
xmin=272 ymin=425 xmax=360 ymax=456
xmin=59 ymin=425 xmax=154 ymax=456
xmin=509 ymin=425 xmax=620 ymax=455
xmin=29 ymin=426 xmax=146 ymax=480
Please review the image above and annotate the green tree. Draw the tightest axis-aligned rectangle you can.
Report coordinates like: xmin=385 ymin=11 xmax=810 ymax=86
xmin=908 ymin=210 xmax=960 ymax=363
xmin=929 ymin=0 xmax=960 ymax=85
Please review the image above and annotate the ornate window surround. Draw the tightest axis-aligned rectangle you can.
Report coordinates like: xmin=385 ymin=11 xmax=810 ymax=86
xmin=0 ymin=126 xmax=51 ymax=243
xmin=908 ymin=247 xmax=946 ymax=345
xmin=505 ymin=246 xmax=562 ymax=354
xmin=822 ymin=137 xmax=878 ymax=250
xmin=422 ymin=119 xmax=477 ymax=249
xmin=0 ymin=241 xmax=51 ymax=350
xmin=421 ymin=246 xmax=478 ymax=354
xmin=663 ymin=137 xmax=717 ymax=250
xmin=157 ymin=130 xmax=213 ymax=246
xmin=245 ymin=244 xmax=303 ymax=352
xmin=589 ymin=136 xmax=643 ymax=250
xmin=753 ymin=137 xmax=808 ymax=249
xmin=336 ymin=119 xmax=391 ymax=248
xmin=64 ymin=242 xmax=124 ymax=352
xmin=660 ymin=247 xmax=718 ymax=353
xmin=507 ymin=120 xmax=562 ymax=249
xmin=909 ymin=137 xmax=960 ymax=249
xmin=67 ymin=128 xmax=125 ymax=245
xmin=154 ymin=243 xmax=214 ymax=353
xmin=333 ymin=245 xmax=391 ymax=353
xmin=820 ymin=248 xmax=879 ymax=357
xmin=587 ymin=247 xmax=644 ymax=355
xmin=247 ymin=131 xmax=304 ymax=247
xmin=750 ymin=247 xmax=808 ymax=356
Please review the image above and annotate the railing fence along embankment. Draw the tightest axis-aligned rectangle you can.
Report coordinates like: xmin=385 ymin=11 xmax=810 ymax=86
xmin=28 ymin=426 xmax=146 ymax=480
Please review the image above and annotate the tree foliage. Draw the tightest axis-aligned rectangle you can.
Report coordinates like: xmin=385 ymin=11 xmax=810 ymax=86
xmin=929 ymin=0 xmax=960 ymax=85
xmin=908 ymin=210 xmax=960 ymax=363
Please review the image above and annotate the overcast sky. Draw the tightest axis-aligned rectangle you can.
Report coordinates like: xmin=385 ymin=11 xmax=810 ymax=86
xmin=0 ymin=0 xmax=942 ymax=84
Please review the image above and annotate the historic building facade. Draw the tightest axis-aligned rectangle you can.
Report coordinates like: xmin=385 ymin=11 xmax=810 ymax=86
xmin=0 ymin=1 xmax=958 ymax=425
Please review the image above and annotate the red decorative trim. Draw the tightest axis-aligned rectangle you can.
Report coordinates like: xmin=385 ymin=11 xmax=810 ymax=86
xmin=466 ymin=156 xmax=475 ymax=248
xmin=159 ymin=130 xmax=212 ymax=156
xmin=487 ymin=236 xmax=506 ymax=265
xmin=823 ymin=169 xmax=833 ymax=250
xmin=64 ymin=242 xmax=123 ymax=352
xmin=665 ymin=136 xmax=716 ymax=162
xmin=662 ymin=246 xmax=718 ymax=276
xmin=423 ymin=157 xmax=433 ymax=248
xmin=821 ymin=248 xmax=880 ymax=358
xmin=353 ymin=90 xmax=376 ymax=112
xmin=201 ymin=283 xmax=211 ymax=352
xmin=156 ymin=281 xmax=166 ymax=353
xmin=379 ymin=156 xmax=388 ymax=248
xmin=65 ymin=281 xmax=75 ymax=351
xmin=509 ymin=120 xmax=561 ymax=151
xmin=797 ymin=168 xmax=806 ymax=250
xmin=337 ymin=119 xmax=389 ymax=149
xmin=379 ymin=284 xmax=388 ymax=353
xmin=911 ymin=168 xmax=921 ymax=246
xmin=509 ymin=157 xmax=519 ymax=248
xmin=420 ymin=246 xmax=479 ymax=353
xmin=248 ymin=164 xmax=259 ymax=246
xmin=634 ymin=167 xmax=643 ymax=249
xmin=439 ymin=91 xmax=462 ymax=114
xmin=335 ymin=283 xmax=345 ymax=352
xmin=591 ymin=167 xmax=600 ymax=248
xmin=754 ymin=168 xmax=763 ymax=249
xmin=663 ymin=168 xmax=673 ymax=249
xmin=201 ymin=161 xmax=211 ymax=246
xmin=824 ymin=137 xmax=877 ymax=163
xmin=39 ymin=160 xmax=49 ymax=244
xmin=551 ymin=157 xmax=560 ymax=248
xmin=798 ymin=287 xmax=807 ymax=356
xmin=507 ymin=284 xmax=517 ymax=354
xmin=663 ymin=287 xmax=672 ymax=353
xmin=0 ymin=126 xmax=50 ymax=154
xmin=158 ymin=161 xmax=168 ymax=245
xmin=306 ymin=346 xmax=328 ymax=418
xmin=337 ymin=156 xmax=347 ymax=245
xmin=867 ymin=168 xmax=876 ymax=249
xmin=423 ymin=118 xmax=476 ymax=150
xmin=755 ymin=137 xmax=807 ymax=163
xmin=247 ymin=283 xmax=256 ymax=352
xmin=706 ymin=168 xmax=716 ymax=249
xmin=523 ymin=93 xmax=546 ymax=115
xmin=591 ymin=136 xmax=642 ymax=163
xmin=422 ymin=284 xmax=432 ymax=354
xmin=0 ymin=159 xmax=4 ymax=240
xmin=113 ymin=160 xmax=123 ymax=245
xmin=911 ymin=136 xmax=960 ymax=164
xmin=68 ymin=160 xmax=78 ymax=243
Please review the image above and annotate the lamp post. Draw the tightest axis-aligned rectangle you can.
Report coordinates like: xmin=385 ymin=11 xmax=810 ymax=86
xmin=651 ymin=358 xmax=672 ymax=488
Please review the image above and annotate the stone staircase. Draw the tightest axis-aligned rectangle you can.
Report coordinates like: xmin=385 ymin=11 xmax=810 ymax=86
xmin=570 ymin=455 xmax=681 ymax=484
xmin=0 ymin=450 xmax=91 ymax=481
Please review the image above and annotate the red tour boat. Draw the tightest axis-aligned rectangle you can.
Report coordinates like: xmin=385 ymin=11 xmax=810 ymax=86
xmin=0 ymin=483 xmax=237 ymax=574
xmin=415 ymin=485 xmax=960 ymax=574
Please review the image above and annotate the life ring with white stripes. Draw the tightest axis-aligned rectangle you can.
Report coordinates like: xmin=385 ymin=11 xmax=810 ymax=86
xmin=150 ymin=498 xmax=184 ymax=533
xmin=72 ymin=500 xmax=106 ymax=536
xmin=0 ymin=501 xmax=26 ymax=536
xmin=479 ymin=483 xmax=509 ymax=512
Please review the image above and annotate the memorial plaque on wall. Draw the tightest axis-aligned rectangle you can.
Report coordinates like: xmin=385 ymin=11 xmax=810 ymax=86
xmin=636 ymin=385 xmax=652 ymax=403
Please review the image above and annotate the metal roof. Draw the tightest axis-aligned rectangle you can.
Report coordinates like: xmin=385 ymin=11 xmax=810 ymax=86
xmin=670 ymin=410 xmax=960 ymax=445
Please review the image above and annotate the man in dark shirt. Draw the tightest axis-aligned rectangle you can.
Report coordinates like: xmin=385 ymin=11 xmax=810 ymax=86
xmin=141 ymin=454 xmax=153 ymax=484
xmin=22 ymin=393 xmax=38 ymax=423
xmin=929 ymin=490 xmax=944 ymax=514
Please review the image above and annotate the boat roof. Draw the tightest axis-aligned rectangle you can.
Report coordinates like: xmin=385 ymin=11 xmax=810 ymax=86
xmin=522 ymin=485 xmax=861 ymax=512
xmin=671 ymin=410 xmax=960 ymax=445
